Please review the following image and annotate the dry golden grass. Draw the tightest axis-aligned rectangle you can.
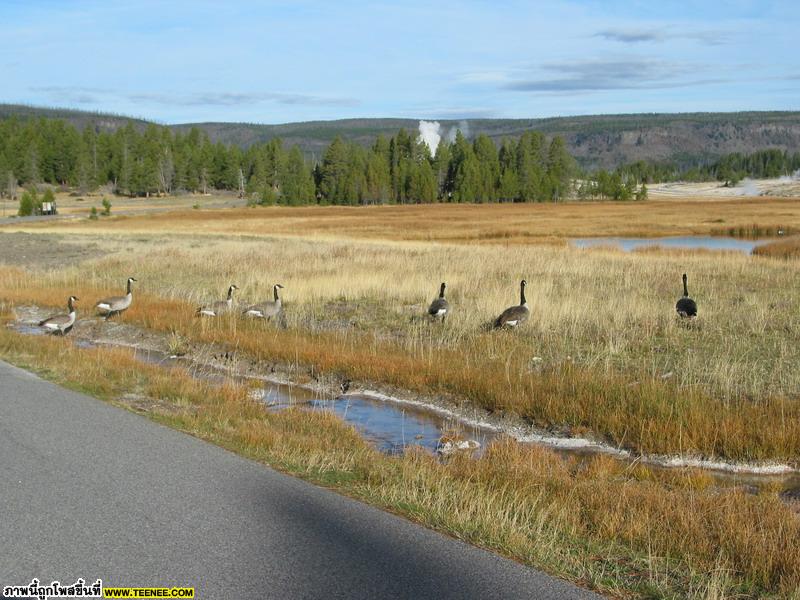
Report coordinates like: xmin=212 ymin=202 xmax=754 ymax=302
xmin=2 ymin=324 xmax=798 ymax=599
xmin=23 ymin=190 xmax=240 ymax=216
xmin=9 ymin=196 xmax=800 ymax=242
xmin=753 ymin=235 xmax=800 ymax=259
xmin=3 ymin=199 xmax=800 ymax=597
xmin=2 ymin=225 xmax=799 ymax=462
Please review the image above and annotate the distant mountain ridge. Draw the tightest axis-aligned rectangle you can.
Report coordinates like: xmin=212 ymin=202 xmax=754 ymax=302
xmin=2 ymin=103 xmax=800 ymax=170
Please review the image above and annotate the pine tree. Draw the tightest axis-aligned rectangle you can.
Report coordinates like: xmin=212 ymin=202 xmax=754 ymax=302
xmin=433 ymin=141 xmax=452 ymax=200
xmin=406 ymin=160 xmax=437 ymax=203
xmin=473 ymin=135 xmax=500 ymax=202
xmin=450 ymin=132 xmax=482 ymax=203
xmin=319 ymin=136 xmax=350 ymax=204
xmin=546 ymin=136 xmax=574 ymax=201
xmin=281 ymin=146 xmax=315 ymax=205
xmin=365 ymin=150 xmax=391 ymax=203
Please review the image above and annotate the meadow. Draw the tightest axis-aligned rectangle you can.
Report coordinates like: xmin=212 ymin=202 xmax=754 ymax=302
xmin=11 ymin=195 xmax=800 ymax=241
xmin=1 ymin=196 xmax=799 ymax=598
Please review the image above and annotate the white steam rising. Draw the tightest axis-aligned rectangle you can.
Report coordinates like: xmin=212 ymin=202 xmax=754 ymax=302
xmin=444 ymin=120 xmax=470 ymax=143
xmin=418 ymin=121 xmax=442 ymax=154
xmin=777 ymin=169 xmax=800 ymax=183
xmin=418 ymin=120 xmax=472 ymax=153
xmin=738 ymin=178 xmax=760 ymax=196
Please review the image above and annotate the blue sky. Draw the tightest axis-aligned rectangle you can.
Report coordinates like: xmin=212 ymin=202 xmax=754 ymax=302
xmin=1 ymin=0 xmax=798 ymax=124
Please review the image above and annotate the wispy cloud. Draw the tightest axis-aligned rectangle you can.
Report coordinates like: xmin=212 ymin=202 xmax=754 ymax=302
xmin=126 ymin=91 xmax=359 ymax=107
xmin=502 ymin=58 xmax=726 ymax=93
xmin=426 ymin=107 xmax=498 ymax=120
xmin=28 ymin=86 xmax=358 ymax=108
xmin=595 ymin=27 xmax=730 ymax=45
xmin=596 ymin=28 xmax=664 ymax=43
xmin=30 ymin=85 xmax=108 ymax=104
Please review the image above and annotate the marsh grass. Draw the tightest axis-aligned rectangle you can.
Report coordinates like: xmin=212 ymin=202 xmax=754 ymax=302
xmin=1 ymin=324 xmax=798 ymax=599
xmin=711 ymin=225 xmax=798 ymax=239
xmin=12 ymin=197 xmax=800 ymax=242
xmin=2 ymin=247 xmax=800 ymax=462
xmin=5 ymin=202 xmax=800 ymax=597
xmin=753 ymin=235 xmax=800 ymax=259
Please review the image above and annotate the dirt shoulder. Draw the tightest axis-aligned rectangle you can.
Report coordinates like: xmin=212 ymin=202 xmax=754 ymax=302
xmin=0 ymin=231 xmax=103 ymax=269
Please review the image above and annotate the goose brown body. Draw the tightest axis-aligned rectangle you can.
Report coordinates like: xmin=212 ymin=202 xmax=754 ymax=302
xmin=39 ymin=296 xmax=79 ymax=335
xmin=198 ymin=284 xmax=238 ymax=317
xmin=494 ymin=280 xmax=530 ymax=329
xmin=96 ymin=277 xmax=137 ymax=318
xmin=243 ymin=284 xmax=284 ymax=319
xmin=427 ymin=282 xmax=450 ymax=321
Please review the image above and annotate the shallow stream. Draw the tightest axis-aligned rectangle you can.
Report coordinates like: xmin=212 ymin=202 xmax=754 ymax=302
xmin=9 ymin=319 xmax=800 ymax=501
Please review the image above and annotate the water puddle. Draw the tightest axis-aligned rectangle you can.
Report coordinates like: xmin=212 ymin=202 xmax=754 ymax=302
xmin=572 ymin=235 xmax=773 ymax=254
xmin=8 ymin=316 xmax=800 ymax=499
xmin=310 ymin=396 xmax=494 ymax=455
xmin=71 ymin=337 xmax=493 ymax=457
xmin=11 ymin=323 xmax=47 ymax=336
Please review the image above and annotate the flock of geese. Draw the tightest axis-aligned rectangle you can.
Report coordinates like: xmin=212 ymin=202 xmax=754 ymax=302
xmin=37 ymin=274 xmax=699 ymax=335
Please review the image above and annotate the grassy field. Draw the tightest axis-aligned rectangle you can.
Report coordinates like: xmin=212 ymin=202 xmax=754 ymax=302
xmin=0 ymin=190 xmax=245 ymax=220
xmin=8 ymin=196 xmax=800 ymax=241
xmin=2 ymin=222 xmax=799 ymax=459
xmin=754 ymin=235 xmax=800 ymax=259
xmin=1 ymin=196 xmax=799 ymax=598
xmin=1 ymin=324 xmax=798 ymax=599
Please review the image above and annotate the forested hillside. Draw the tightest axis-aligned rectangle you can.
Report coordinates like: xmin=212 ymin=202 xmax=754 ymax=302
xmin=3 ymin=104 xmax=799 ymax=170
xmin=4 ymin=111 xmax=798 ymax=206
xmin=0 ymin=116 xmax=581 ymax=204
xmin=615 ymin=149 xmax=800 ymax=186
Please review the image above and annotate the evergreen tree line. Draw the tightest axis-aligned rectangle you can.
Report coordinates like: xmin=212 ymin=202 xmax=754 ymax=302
xmin=613 ymin=149 xmax=800 ymax=187
xmin=0 ymin=116 xmax=577 ymax=204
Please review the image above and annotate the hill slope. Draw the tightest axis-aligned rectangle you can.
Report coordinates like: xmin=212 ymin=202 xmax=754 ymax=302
xmin=0 ymin=103 xmax=151 ymax=132
xmin=2 ymin=104 xmax=800 ymax=169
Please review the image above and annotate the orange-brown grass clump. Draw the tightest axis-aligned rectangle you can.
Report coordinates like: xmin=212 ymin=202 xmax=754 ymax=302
xmin=753 ymin=235 xmax=800 ymax=259
xmin=0 ymin=323 xmax=797 ymax=599
xmin=2 ymin=266 xmax=799 ymax=464
xmin=11 ymin=197 xmax=800 ymax=243
xmin=711 ymin=224 xmax=797 ymax=239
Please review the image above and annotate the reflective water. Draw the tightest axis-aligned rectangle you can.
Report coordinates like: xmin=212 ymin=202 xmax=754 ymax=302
xmin=308 ymin=396 xmax=496 ymax=455
xmin=251 ymin=384 xmax=495 ymax=455
xmin=572 ymin=236 xmax=772 ymax=253
xmin=10 ymin=322 xmax=799 ymax=497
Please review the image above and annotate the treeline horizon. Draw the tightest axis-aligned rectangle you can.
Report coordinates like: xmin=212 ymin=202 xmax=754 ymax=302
xmin=614 ymin=149 xmax=800 ymax=187
xmin=2 ymin=115 xmax=794 ymax=206
xmin=0 ymin=116 xmax=612 ymax=204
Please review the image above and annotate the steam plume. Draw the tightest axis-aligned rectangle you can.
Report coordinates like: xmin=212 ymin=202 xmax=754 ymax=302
xmin=418 ymin=121 xmax=442 ymax=154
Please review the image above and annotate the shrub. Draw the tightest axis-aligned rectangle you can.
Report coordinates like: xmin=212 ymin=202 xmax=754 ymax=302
xmin=18 ymin=188 xmax=40 ymax=216
xmin=89 ymin=206 xmax=98 ymax=220
xmin=101 ymin=197 xmax=112 ymax=216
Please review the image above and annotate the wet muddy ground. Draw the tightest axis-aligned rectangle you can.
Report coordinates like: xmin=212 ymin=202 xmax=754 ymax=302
xmin=8 ymin=304 xmax=800 ymax=508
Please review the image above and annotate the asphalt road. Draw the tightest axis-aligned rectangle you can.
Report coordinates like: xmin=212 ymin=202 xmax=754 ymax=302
xmin=0 ymin=360 xmax=601 ymax=599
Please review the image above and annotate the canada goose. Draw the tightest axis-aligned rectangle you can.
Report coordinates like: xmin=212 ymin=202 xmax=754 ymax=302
xmin=39 ymin=296 xmax=78 ymax=335
xmin=243 ymin=284 xmax=284 ymax=320
xmin=197 ymin=284 xmax=239 ymax=317
xmin=494 ymin=280 xmax=530 ymax=329
xmin=675 ymin=273 xmax=697 ymax=318
xmin=427 ymin=282 xmax=450 ymax=322
xmin=96 ymin=277 xmax=137 ymax=319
